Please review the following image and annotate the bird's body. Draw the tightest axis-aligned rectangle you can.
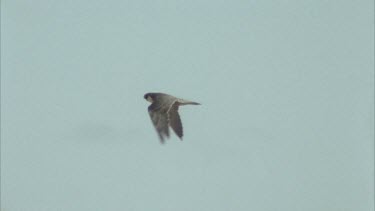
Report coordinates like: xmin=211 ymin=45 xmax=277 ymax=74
xmin=144 ymin=92 xmax=200 ymax=143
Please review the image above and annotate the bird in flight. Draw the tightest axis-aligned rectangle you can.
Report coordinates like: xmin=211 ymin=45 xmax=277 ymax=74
xmin=144 ymin=92 xmax=200 ymax=143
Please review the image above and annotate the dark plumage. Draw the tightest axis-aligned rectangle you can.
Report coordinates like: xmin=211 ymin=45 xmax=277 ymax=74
xmin=144 ymin=92 xmax=200 ymax=143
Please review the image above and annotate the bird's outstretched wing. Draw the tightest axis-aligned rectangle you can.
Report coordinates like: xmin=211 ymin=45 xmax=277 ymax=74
xmin=148 ymin=109 xmax=169 ymax=143
xmin=168 ymin=102 xmax=183 ymax=139
xmin=147 ymin=98 xmax=176 ymax=143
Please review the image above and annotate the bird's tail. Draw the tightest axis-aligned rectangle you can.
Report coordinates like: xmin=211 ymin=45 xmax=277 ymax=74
xmin=178 ymin=99 xmax=201 ymax=105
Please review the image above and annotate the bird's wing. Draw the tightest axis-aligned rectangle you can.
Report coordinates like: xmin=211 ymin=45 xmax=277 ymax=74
xmin=148 ymin=98 xmax=176 ymax=143
xmin=168 ymin=102 xmax=183 ymax=139
xmin=148 ymin=108 xmax=169 ymax=143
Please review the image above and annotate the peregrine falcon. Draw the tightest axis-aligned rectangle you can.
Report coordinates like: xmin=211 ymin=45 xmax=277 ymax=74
xmin=144 ymin=92 xmax=200 ymax=143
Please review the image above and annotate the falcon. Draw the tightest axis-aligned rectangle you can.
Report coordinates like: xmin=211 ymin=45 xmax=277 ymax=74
xmin=144 ymin=92 xmax=200 ymax=143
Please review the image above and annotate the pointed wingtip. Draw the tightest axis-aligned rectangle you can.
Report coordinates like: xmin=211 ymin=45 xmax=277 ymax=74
xmin=158 ymin=134 xmax=165 ymax=144
xmin=159 ymin=138 xmax=166 ymax=144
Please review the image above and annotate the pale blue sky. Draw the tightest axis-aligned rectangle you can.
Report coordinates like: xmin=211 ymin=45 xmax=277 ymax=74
xmin=1 ymin=1 xmax=374 ymax=210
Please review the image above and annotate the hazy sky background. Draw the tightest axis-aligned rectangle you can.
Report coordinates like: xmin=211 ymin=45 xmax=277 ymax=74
xmin=1 ymin=0 xmax=374 ymax=210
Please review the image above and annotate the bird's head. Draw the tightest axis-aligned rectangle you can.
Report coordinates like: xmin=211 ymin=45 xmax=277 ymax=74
xmin=144 ymin=93 xmax=154 ymax=103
